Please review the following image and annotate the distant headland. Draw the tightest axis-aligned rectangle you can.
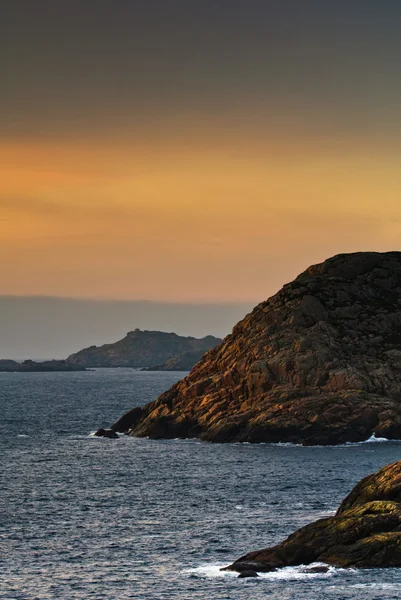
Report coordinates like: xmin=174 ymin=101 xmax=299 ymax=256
xmin=66 ymin=329 xmax=221 ymax=369
xmin=0 ymin=359 xmax=87 ymax=372
xmin=0 ymin=330 xmax=222 ymax=373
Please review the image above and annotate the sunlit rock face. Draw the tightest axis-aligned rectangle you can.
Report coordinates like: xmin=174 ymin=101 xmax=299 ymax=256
xmin=123 ymin=252 xmax=401 ymax=445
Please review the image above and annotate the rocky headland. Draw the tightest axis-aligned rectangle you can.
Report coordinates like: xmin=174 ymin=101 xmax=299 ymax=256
xmin=224 ymin=460 xmax=401 ymax=573
xmin=112 ymin=252 xmax=401 ymax=444
xmin=67 ymin=330 xmax=221 ymax=369
xmin=0 ymin=359 xmax=87 ymax=372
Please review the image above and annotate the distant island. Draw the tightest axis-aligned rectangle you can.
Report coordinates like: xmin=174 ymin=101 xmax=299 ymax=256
xmin=0 ymin=359 xmax=87 ymax=372
xmin=66 ymin=329 xmax=221 ymax=369
xmin=0 ymin=330 xmax=222 ymax=373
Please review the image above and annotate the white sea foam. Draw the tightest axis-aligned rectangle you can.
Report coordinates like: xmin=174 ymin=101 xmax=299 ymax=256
xmin=99 ymin=431 xmax=401 ymax=447
xmin=183 ymin=564 xmax=237 ymax=578
xmin=357 ymin=434 xmax=391 ymax=444
xmin=257 ymin=564 xmax=338 ymax=581
xmin=270 ymin=434 xmax=400 ymax=448
xmin=184 ymin=563 xmax=341 ymax=580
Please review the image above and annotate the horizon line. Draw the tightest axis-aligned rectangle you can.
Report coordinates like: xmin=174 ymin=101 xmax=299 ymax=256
xmin=0 ymin=294 xmax=257 ymax=306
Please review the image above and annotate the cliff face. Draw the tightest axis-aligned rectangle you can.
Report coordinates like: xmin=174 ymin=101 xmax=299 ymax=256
xmin=121 ymin=252 xmax=401 ymax=445
xmin=224 ymin=461 xmax=401 ymax=572
xmin=67 ymin=330 xmax=221 ymax=368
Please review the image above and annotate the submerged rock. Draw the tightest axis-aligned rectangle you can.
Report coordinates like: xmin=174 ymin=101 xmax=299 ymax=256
xmin=303 ymin=565 xmax=330 ymax=573
xmin=223 ymin=461 xmax=401 ymax=571
xmin=120 ymin=251 xmax=401 ymax=445
xmin=237 ymin=570 xmax=259 ymax=578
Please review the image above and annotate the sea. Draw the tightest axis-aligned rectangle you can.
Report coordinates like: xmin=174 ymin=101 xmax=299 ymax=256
xmin=2 ymin=369 xmax=401 ymax=599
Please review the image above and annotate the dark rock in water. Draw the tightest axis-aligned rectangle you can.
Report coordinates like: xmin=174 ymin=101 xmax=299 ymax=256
xmin=224 ymin=461 xmax=401 ymax=571
xmin=237 ymin=570 xmax=259 ymax=578
xmin=221 ymin=560 xmax=272 ymax=573
xmin=67 ymin=330 xmax=221 ymax=368
xmin=94 ymin=428 xmax=118 ymax=439
xmin=121 ymin=252 xmax=401 ymax=445
xmin=303 ymin=565 xmax=330 ymax=573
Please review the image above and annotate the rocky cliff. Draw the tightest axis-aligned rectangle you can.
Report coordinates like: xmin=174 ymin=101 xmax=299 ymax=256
xmin=224 ymin=460 xmax=401 ymax=572
xmin=67 ymin=329 xmax=221 ymax=368
xmin=116 ymin=252 xmax=401 ymax=444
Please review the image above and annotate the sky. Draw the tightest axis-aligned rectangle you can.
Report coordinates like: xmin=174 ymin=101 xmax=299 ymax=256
xmin=0 ymin=297 xmax=253 ymax=359
xmin=2 ymin=0 xmax=401 ymax=304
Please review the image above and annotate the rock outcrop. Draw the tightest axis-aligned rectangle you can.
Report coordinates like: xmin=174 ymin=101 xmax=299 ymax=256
xmin=224 ymin=461 xmax=401 ymax=571
xmin=93 ymin=428 xmax=119 ymax=439
xmin=120 ymin=252 xmax=401 ymax=444
xmin=67 ymin=330 xmax=221 ymax=369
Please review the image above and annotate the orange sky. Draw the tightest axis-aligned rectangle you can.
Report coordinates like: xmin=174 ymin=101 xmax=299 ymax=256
xmin=3 ymin=3 xmax=401 ymax=303
xmin=2 ymin=130 xmax=401 ymax=302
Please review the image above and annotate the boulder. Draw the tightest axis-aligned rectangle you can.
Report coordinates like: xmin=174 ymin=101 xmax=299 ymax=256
xmin=303 ymin=565 xmax=330 ymax=573
xmin=94 ymin=428 xmax=119 ymax=439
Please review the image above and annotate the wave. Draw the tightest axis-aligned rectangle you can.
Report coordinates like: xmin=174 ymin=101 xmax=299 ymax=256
xmin=94 ymin=432 xmax=401 ymax=447
xmin=352 ymin=434 xmax=391 ymax=444
xmin=348 ymin=582 xmax=401 ymax=590
xmin=183 ymin=563 xmax=343 ymax=580
xmin=250 ymin=433 xmax=401 ymax=447
xmin=274 ymin=434 xmax=399 ymax=447
xmin=88 ymin=431 xmax=126 ymax=438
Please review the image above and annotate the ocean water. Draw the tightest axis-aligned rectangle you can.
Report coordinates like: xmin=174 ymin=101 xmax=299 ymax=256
xmin=2 ymin=370 xmax=401 ymax=599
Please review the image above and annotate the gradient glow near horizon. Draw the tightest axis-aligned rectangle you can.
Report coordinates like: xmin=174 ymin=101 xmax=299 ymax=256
xmin=2 ymin=1 xmax=401 ymax=303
